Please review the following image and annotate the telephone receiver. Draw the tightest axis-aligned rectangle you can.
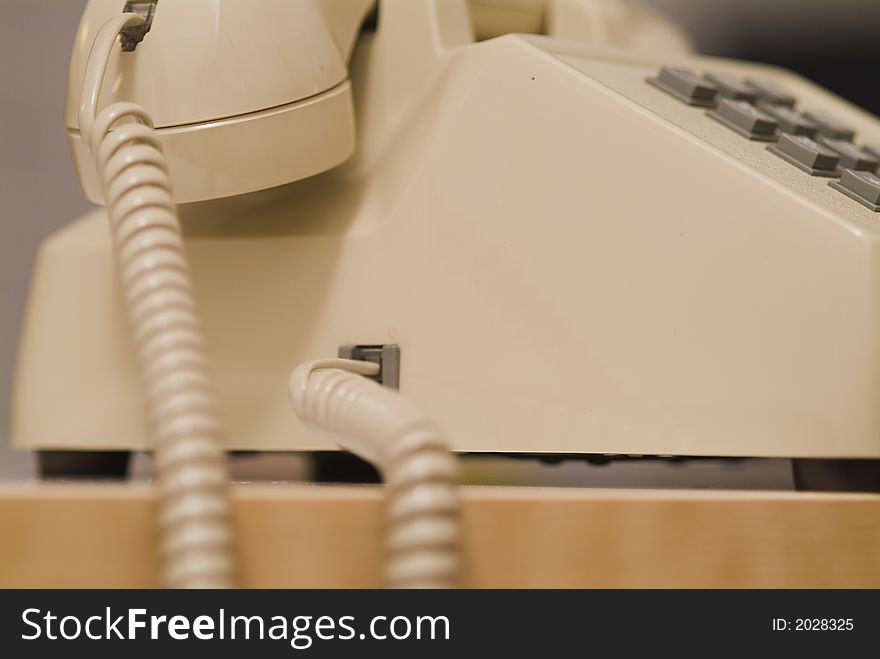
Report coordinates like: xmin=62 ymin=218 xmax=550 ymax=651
xmin=66 ymin=0 xmax=373 ymax=203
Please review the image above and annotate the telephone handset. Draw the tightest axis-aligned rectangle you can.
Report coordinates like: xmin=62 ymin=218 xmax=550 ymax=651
xmin=67 ymin=0 xmax=373 ymax=203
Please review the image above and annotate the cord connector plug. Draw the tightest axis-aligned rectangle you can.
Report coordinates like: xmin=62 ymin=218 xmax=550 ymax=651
xmin=120 ymin=2 xmax=157 ymax=52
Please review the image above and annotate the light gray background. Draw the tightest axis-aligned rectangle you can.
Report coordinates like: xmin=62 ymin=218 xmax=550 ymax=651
xmin=1 ymin=0 xmax=92 ymax=479
xmin=2 ymin=0 xmax=876 ymax=485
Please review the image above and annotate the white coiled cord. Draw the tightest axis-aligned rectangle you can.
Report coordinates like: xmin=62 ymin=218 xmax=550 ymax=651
xmin=80 ymin=14 xmax=236 ymax=588
xmin=289 ymin=360 xmax=461 ymax=588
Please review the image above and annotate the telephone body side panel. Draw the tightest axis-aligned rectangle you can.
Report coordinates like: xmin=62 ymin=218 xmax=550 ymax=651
xmin=12 ymin=34 xmax=880 ymax=459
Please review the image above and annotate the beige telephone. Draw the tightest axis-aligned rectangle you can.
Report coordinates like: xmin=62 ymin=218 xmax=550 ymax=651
xmin=12 ymin=0 xmax=880 ymax=501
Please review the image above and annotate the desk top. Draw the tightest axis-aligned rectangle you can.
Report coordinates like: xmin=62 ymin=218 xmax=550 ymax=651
xmin=1 ymin=484 xmax=878 ymax=587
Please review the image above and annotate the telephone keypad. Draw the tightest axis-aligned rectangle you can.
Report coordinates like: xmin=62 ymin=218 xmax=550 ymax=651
xmin=646 ymin=65 xmax=878 ymax=210
xmin=646 ymin=65 xmax=879 ymax=210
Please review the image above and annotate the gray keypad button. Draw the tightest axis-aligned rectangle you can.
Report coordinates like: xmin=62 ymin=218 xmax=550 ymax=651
xmin=861 ymin=144 xmax=880 ymax=161
xmin=767 ymin=134 xmax=840 ymax=176
xmin=760 ymin=104 xmax=818 ymax=137
xmin=647 ymin=66 xmax=718 ymax=107
xmin=744 ymin=77 xmax=796 ymax=108
xmin=708 ymin=99 xmax=778 ymax=140
xmin=820 ymin=139 xmax=879 ymax=172
xmin=830 ymin=169 xmax=880 ymax=211
xmin=704 ymin=72 xmax=757 ymax=102
xmin=801 ymin=110 xmax=856 ymax=141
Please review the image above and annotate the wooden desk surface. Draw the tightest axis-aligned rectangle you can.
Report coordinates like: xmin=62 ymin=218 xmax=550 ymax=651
xmin=1 ymin=484 xmax=878 ymax=588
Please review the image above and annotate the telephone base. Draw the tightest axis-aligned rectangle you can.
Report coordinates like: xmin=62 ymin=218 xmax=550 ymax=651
xmin=13 ymin=35 xmax=880 ymax=462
